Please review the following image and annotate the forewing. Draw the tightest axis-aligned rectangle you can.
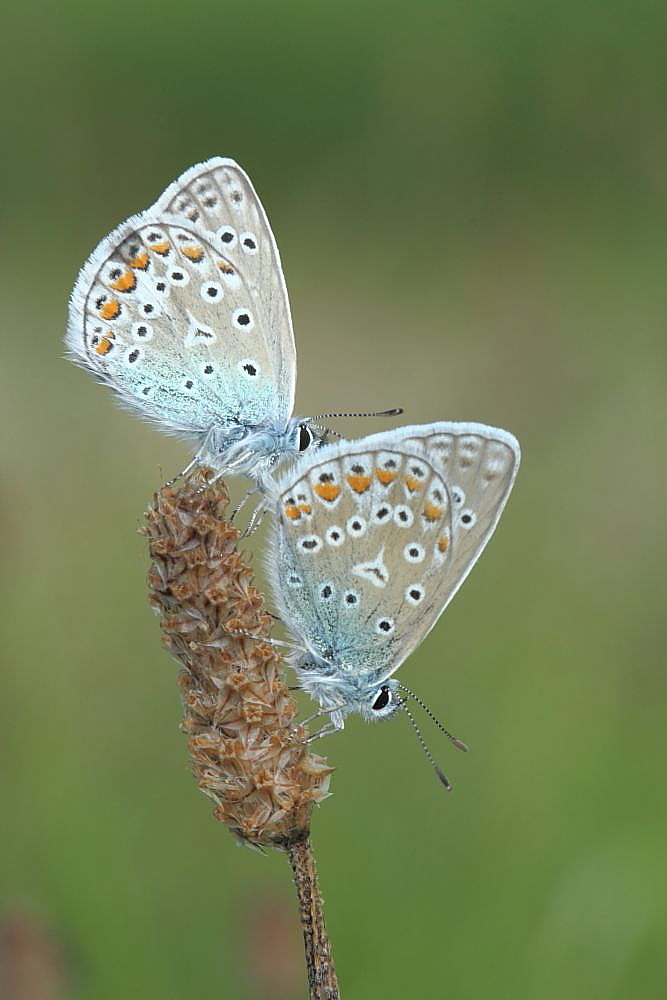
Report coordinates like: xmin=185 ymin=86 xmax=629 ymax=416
xmin=269 ymin=423 xmax=519 ymax=684
xmin=66 ymin=216 xmax=284 ymax=435
xmin=156 ymin=157 xmax=296 ymax=415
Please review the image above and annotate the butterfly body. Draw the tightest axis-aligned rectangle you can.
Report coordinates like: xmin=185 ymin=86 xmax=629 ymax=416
xmin=66 ymin=158 xmax=316 ymax=487
xmin=194 ymin=416 xmax=312 ymax=488
xmin=292 ymin=653 xmax=401 ymax=730
xmin=267 ymin=422 xmax=520 ymax=728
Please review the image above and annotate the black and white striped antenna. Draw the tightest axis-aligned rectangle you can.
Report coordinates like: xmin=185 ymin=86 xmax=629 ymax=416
xmin=397 ymin=682 xmax=468 ymax=790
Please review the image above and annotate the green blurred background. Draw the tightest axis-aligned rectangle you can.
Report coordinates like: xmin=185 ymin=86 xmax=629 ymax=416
xmin=1 ymin=1 xmax=665 ymax=997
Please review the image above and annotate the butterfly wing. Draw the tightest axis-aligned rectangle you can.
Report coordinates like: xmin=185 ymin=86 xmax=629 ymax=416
xmin=396 ymin=421 xmax=521 ymax=624
xmin=156 ymin=157 xmax=296 ymax=416
xmin=66 ymin=158 xmax=296 ymax=437
xmin=268 ymin=422 xmax=519 ymax=686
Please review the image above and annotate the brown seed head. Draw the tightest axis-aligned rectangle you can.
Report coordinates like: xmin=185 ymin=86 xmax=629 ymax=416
xmin=144 ymin=472 xmax=333 ymax=848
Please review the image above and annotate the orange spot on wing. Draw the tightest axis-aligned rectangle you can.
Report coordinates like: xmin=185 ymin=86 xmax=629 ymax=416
xmin=376 ymin=468 xmax=397 ymax=485
xmin=423 ymin=501 xmax=443 ymax=522
xmin=150 ymin=241 xmax=170 ymax=256
xmin=129 ymin=250 xmax=149 ymax=270
xmin=94 ymin=334 xmax=115 ymax=356
xmin=347 ymin=474 xmax=372 ymax=494
xmin=99 ymin=300 xmax=121 ymax=320
xmin=298 ymin=503 xmax=312 ymax=515
xmin=438 ymin=535 xmax=449 ymax=553
xmin=182 ymin=245 xmax=204 ymax=262
xmin=110 ymin=270 xmax=136 ymax=292
xmin=217 ymin=260 xmax=235 ymax=275
xmin=405 ymin=475 xmax=424 ymax=492
xmin=284 ymin=505 xmax=301 ymax=521
xmin=314 ymin=482 xmax=341 ymax=502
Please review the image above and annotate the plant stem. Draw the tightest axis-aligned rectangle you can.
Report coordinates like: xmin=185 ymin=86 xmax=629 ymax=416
xmin=287 ymin=836 xmax=340 ymax=999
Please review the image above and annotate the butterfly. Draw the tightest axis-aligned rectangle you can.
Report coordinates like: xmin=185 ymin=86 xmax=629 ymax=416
xmin=266 ymin=421 xmax=520 ymax=731
xmin=66 ymin=157 xmax=318 ymax=489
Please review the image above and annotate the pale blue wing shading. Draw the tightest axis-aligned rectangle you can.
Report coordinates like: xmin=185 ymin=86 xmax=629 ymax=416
xmin=266 ymin=422 xmax=519 ymax=718
xmin=67 ymin=217 xmax=283 ymax=438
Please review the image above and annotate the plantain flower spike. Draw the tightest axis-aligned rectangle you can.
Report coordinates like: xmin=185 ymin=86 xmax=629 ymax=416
xmin=144 ymin=471 xmax=333 ymax=848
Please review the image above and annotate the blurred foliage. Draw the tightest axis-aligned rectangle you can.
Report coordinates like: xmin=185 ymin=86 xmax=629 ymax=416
xmin=1 ymin=1 xmax=665 ymax=998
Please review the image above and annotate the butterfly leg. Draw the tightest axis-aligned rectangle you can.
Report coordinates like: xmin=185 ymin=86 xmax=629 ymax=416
xmin=183 ymin=426 xmax=231 ymax=492
xmin=216 ymin=627 xmax=305 ymax=654
xmin=240 ymin=500 xmax=267 ymax=538
xmin=295 ymin=708 xmax=328 ymax=729
xmin=289 ymin=705 xmax=345 ymax=742
xmin=164 ymin=455 xmax=198 ymax=489
xmin=162 ymin=428 xmax=220 ymax=490
xmin=304 ymin=721 xmax=343 ymax=742
xmin=230 ymin=487 xmax=257 ymax=522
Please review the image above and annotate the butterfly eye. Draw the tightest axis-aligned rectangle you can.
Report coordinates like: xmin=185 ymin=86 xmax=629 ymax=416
xmin=371 ymin=686 xmax=392 ymax=712
xmin=298 ymin=424 xmax=313 ymax=452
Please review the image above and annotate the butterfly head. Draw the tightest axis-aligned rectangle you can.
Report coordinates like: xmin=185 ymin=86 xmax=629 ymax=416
xmin=288 ymin=418 xmax=321 ymax=457
xmin=359 ymin=680 xmax=401 ymax=722
xmin=294 ymin=654 xmax=400 ymax=726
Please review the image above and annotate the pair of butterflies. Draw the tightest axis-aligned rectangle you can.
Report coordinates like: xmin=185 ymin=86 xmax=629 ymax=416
xmin=67 ymin=157 xmax=520 ymax=745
